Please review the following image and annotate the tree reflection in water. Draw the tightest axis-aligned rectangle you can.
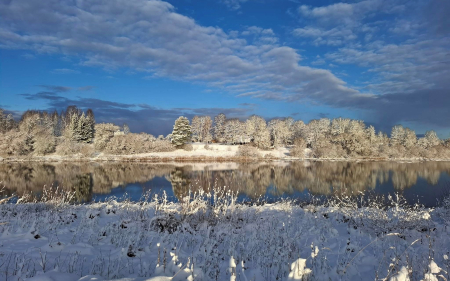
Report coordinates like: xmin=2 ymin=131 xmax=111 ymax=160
xmin=0 ymin=161 xmax=449 ymax=205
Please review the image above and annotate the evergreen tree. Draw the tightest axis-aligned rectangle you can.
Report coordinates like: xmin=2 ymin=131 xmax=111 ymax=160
xmin=171 ymin=116 xmax=192 ymax=147
xmin=77 ymin=113 xmax=91 ymax=143
xmin=86 ymin=109 xmax=95 ymax=141
xmin=69 ymin=112 xmax=81 ymax=141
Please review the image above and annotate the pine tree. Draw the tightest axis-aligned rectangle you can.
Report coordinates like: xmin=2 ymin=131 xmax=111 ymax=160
xmin=86 ymin=109 xmax=95 ymax=142
xmin=171 ymin=116 xmax=192 ymax=147
xmin=69 ymin=112 xmax=81 ymax=141
xmin=77 ymin=113 xmax=91 ymax=143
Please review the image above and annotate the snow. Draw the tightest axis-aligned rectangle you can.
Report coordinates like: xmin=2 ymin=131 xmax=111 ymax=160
xmin=0 ymin=195 xmax=449 ymax=281
xmin=1 ymin=143 xmax=293 ymax=162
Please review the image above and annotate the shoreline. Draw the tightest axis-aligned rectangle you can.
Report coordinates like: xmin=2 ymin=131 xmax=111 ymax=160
xmin=2 ymin=143 xmax=450 ymax=163
xmin=2 ymin=154 xmax=450 ymax=163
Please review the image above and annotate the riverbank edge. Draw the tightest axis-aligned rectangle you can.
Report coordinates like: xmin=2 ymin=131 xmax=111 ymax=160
xmin=1 ymin=154 xmax=450 ymax=163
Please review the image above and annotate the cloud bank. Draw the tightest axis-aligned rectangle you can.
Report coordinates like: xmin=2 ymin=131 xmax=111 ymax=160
xmin=0 ymin=0 xmax=449 ymax=133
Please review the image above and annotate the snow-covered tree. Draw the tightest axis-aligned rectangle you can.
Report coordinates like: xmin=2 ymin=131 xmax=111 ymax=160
xmin=292 ymin=120 xmax=306 ymax=139
xmin=191 ymin=116 xmax=201 ymax=142
xmin=69 ymin=112 xmax=82 ymax=141
xmin=191 ymin=116 xmax=212 ymax=142
xmin=86 ymin=109 xmax=95 ymax=139
xmin=77 ymin=113 xmax=95 ymax=143
xmin=268 ymin=119 xmax=292 ymax=147
xmin=201 ymin=116 xmax=213 ymax=143
xmin=224 ymin=118 xmax=246 ymax=144
xmin=246 ymin=115 xmax=270 ymax=149
xmin=418 ymin=130 xmax=441 ymax=148
xmin=171 ymin=116 xmax=192 ymax=147
xmin=402 ymin=128 xmax=417 ymax=149
xmin=366 ymin=125 xmax=376 ymax=144
xmin=94 ymin=123 xmax=120 ymax=150
xmin=331 ymin=118 xmax=351 ymax=137
xmin=123 ymin=123 xmax=130 ymax=135
xmin=0 ymin=109 xmax=16 ymax=133
xmin=214 ymin=113 xmax=226 ymax=142
xmin=390 ymin=125 xmax=405 ymax=146
xmin=305 ymin=118 xmax=330 ymax=147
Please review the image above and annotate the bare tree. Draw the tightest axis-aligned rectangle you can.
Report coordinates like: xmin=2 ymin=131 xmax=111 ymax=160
xmin=224 ymin=118 xmax=246 ymax=144
xmin=213 ymin=113 xmax=226 ymax=142
xmin=268 ymin=119 xmax=293 ymax=147
xmin=246 ymin=115 xmax=270 ymax=149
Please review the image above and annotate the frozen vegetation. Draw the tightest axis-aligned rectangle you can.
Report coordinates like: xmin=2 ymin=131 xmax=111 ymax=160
xmin=0 ymin=188 xmax=450 ymax=281
xmin=1 ymin=107 xmax=450 ymax=161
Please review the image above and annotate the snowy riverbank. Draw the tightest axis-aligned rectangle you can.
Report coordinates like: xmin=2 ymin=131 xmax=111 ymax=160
xmin=1 ymin=143 xmax=449 ymax=163
xmin=0 ymin=192 xmax=449 ymax=281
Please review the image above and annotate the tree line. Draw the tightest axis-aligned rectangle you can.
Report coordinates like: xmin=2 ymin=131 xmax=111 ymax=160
xmin=1 ymin=107 xmax=449 ymax=159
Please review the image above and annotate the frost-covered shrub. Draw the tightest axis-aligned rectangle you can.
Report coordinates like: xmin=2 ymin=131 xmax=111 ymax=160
xmin=235 ymin=145 xmax=260 ymax=158
xmin=102 ymin=133 xmax=175 ymax=154
xmin=183 ymin=143 xmax=193 ymax=151
xmin=291 ymin=137 xmax=306 ymax=157
xmin=0 ymin=131 xmax=33 ymax=156
xmin=151 ymin=139 xmax=175 ymax=152
xmin=102 ymin=134 xmax=142 ymax=154
xmin=33 ymin=132 xmax=56 ymax=155
xmin=56 ymin=138 xmax=91 ymax=156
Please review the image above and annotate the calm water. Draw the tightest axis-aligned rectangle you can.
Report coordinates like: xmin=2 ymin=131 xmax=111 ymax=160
xmin=0 ymin=161 xmax=449 ymax=207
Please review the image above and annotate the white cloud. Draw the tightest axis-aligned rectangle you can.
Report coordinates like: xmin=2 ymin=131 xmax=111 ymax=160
xmin=0 ymin=0 xmax=367 ymax=107
xmin=220 ymin=0 xmax=248 ymax=10
xmin=51 ymin=68 xmax=80 ymax=74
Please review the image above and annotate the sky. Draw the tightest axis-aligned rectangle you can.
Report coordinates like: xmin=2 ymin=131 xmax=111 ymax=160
xmin=0 ymin=0 xmax=449 ymax=137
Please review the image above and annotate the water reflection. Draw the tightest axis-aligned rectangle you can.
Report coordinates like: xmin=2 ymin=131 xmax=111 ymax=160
xmin=0 ymin=161 xmax=449 ymax=206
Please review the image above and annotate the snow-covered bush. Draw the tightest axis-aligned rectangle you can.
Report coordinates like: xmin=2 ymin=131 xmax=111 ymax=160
xmin=0 ymin=189 xmax=448 ymax=281
xmin=0 ymin=131 xmax=33 ymax=156
xmin=33 ymin=131 xmax=56 ymax=155
xmin=290 ymin=137 xmax=306 ymax=157
xmin=235 ymin=145 xmax=260 ymax=158
xmin=183 ymin=143 xmax=194 ymax=151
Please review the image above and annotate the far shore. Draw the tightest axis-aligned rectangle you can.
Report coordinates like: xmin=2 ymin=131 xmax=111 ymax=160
xmin=1 ymin=143 xmax=450 ymax=163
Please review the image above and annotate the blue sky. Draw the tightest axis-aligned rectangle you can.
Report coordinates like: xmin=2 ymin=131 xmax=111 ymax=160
xmin=0 ymin=0 xmax=449 ymax=137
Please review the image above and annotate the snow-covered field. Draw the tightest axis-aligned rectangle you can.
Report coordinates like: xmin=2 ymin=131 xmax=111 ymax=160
xmin=0 ymin=191 xmax=449 ymax=281
xmin=0 ymin=144 xmax=293 ymax=162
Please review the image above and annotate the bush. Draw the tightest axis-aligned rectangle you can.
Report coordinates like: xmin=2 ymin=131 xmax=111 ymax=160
xmin=290 ymin=138 xmax=306 ymax=157
xmin=183 ymin=144 xmax=193 ymax=151
xmin=235 ymin=145 xmax=260 ymax=158
xmin=151 ymin=139 xmax=175 ymax=152
xmin=101 ymin=133 xmax=175 ymax=155
xmin=80 ymin=143 xmax=95 ymax=157
xmin=56 ymin=139 xmax=84 ymax=156
xmin=0 ymin=131 xmax=33 ymax=156
xmin=33 ymin=133 xmax=56 ymax=155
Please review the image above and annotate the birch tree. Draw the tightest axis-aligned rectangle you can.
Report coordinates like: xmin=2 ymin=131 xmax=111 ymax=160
xmin=268 ymin=119 xmax=292 ymax=147
xmin=214 ymin=113 xmax=226 ymax=142
xmin=246 ymin=115 xmax=270 ymax=149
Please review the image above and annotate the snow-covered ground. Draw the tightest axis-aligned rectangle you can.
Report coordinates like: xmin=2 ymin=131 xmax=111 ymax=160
xmin=0 ymin=192 xmax=449 ymax=281
xmin=137 ymin=143 xmax=291 ymax=158
xmin=0 ymin=144 xmax=293 ymax=162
